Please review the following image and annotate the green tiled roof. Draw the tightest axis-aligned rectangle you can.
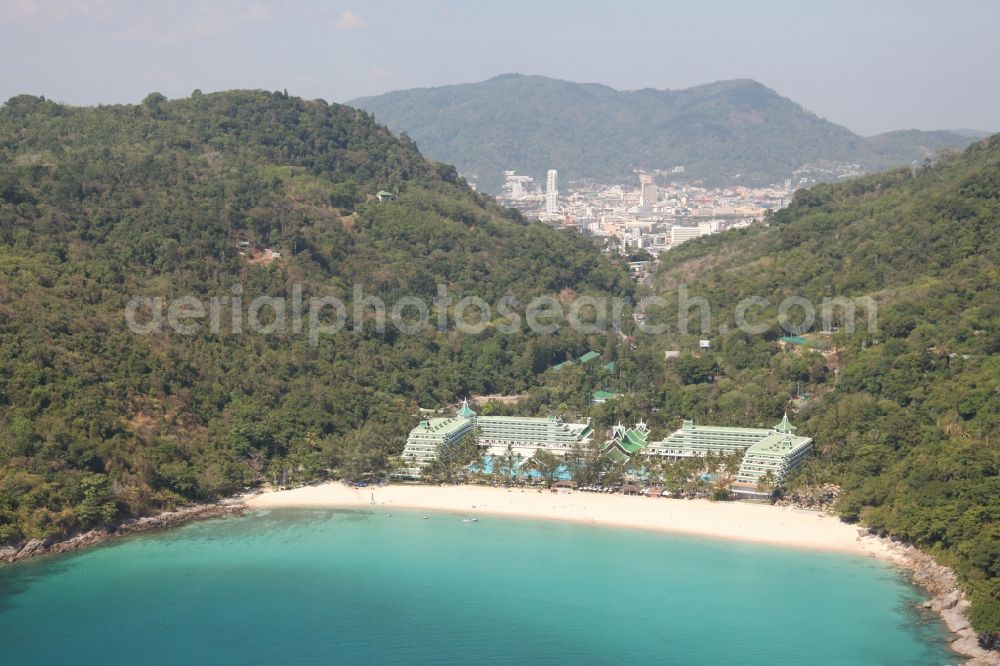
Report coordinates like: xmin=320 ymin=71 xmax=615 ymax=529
xmin=591 ymin=390 xmax=618 ymax=401
xmin=552 ymin=360 xmax=574 ymax=370
xmin=602 ymin=361 xmax=617 ymax=372
xmin=747 ymin=432 xmax=811 ymax=455
xmin=456 ymin=398 xmax=477 ymax=418
xmin=677 ymin=420 xmax=774 ymax=435
xmin=774 ymin=412 xmax=796 ymax=433
xmin=779 ymin=335 xmax=827 ymax=349
xmin=411 ymin=416 xmax=474 ymax=437
xmin=578 ymin=351 xmax=601 ymax=363
xmin=604 ymin=447 xmax=629 ymax=464
xmin=620 ymin=427 xmax=648 ymax=452
xmin=600 ymin=422 xmax=650 ymax=458
xmin=620 ymin=439 xmax=644 ymax=454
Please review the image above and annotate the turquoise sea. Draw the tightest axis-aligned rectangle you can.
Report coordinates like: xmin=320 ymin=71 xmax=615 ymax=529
xmin=0 ymin=508 xmax=956 ymax=665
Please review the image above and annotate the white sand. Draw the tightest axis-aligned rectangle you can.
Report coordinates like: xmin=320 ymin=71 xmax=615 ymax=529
xmin=247 ymin=483 xmax=891 ymax=558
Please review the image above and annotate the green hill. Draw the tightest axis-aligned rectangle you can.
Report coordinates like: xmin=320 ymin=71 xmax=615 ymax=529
xmin=621 ymin=135 xmax=999 ymax=632
xmin=0 ymin=90 xmax=632 ymax=544
xmin=350 ymin=74 xmax=983 ymax=192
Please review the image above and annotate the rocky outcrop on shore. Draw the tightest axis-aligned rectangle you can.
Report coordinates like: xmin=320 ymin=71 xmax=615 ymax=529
xmin=0 ymin=503 xmax=246 ymax=564
xmin=860 ymin=532 xmax=1000 ymax=665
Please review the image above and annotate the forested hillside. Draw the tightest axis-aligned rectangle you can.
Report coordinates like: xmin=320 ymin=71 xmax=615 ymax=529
xmin=607 ymin=135 xmax=999 ymax=631
xmin=1 ymin=87 xmax=996 ymax=636
xmin=350 ymin=74 xmax=981 ymax=191
xmin=0 ymin=91 xmax=632 ymax=545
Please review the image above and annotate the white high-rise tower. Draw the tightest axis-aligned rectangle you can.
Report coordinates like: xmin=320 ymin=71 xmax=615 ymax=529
xmin=545 ymin=169 xmax=559 ymax=214
xmin=639 ymin=174 xmax=657 ymax=210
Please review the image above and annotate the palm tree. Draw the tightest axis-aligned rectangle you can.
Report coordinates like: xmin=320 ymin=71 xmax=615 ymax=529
xmin=531 ymin=449 xmax=561 ymax=486
xmin=711 ymin=472 xmax=734 ymax=501
xmin=756 ymin=470 xmax=777 ymax=499
xmin=494 ymin=444 xmax=517 ymax=485
xmin=644 ymin=456 xmax=663 ymax=485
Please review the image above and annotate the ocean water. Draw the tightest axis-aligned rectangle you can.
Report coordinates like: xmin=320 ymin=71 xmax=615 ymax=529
xmin=0 ymin=508 xmax=956 ymax=665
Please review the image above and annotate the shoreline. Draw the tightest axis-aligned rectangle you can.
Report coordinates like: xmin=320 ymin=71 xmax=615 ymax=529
xmin=248 ymin=482 xmax=998 ymax=664
xmin=870 ymin=534 xmax=998 ymax=664
xmin=0 ymin=502 xmax=246 ymax=565
xmin=1 ymin=482 xmax=994 ymax=663
xmin=249 ymin=482 xmax=877 ymax=555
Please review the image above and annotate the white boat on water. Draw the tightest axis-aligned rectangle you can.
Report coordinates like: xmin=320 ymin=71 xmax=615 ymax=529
xmin=462 ymin=518 xmax=479 ymax=523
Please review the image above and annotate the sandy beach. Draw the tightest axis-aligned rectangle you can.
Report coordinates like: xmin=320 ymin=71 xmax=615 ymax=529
xmin=247 ymin=482 xmax=890 ymax=558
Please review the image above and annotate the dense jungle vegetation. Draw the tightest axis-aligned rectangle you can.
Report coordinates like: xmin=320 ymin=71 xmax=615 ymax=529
xmin=0 ymin=90 xmax=632 ymax=546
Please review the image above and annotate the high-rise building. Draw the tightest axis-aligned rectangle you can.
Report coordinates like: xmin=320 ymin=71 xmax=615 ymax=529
xmin=545 ymin=169 xmax=559 ymax=214
xmin=503 ymin=170 xmax=535 ymax=201
xmin=670 ymin=225 xmax=707 ymax=246
xmin=639 ymin=174 xmax=657 ymax=210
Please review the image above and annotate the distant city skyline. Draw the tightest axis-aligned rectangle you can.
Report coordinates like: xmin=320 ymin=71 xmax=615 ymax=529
xmin=1 ymin=0 xmax=998 ymax=135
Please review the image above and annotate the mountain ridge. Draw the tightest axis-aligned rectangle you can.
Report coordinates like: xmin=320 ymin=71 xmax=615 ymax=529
xmin=350 ymin=74 xmax=982 ymax=192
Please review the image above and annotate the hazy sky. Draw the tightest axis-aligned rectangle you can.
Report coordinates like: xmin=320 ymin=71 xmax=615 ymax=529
xmin=2 ymin=0 xmax=997 ymax=135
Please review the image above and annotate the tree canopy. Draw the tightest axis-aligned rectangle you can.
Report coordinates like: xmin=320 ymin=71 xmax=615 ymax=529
xmin=629 ymin=134 xmax=1000 ymax=632
xmin=0 ymin=90 xmax=632 ymax=545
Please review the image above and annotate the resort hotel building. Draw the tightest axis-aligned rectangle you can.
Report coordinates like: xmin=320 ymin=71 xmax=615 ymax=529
xmin=644 ymin=414 xmax=812 ymax=494
xmin=398 ymin=415 xmax=476 ymax=478
xmin=730 ymin=415 xmax=814 ymax=497
xmin=645 ymin=420 xmax=772 ymax=459
xmin=400 ymin=397 xmax=812 ymax=495
xmin=400 ymin=400 xmax=593 ymax=477
xmin=476 ymin=415 xmax=593 ymax=457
